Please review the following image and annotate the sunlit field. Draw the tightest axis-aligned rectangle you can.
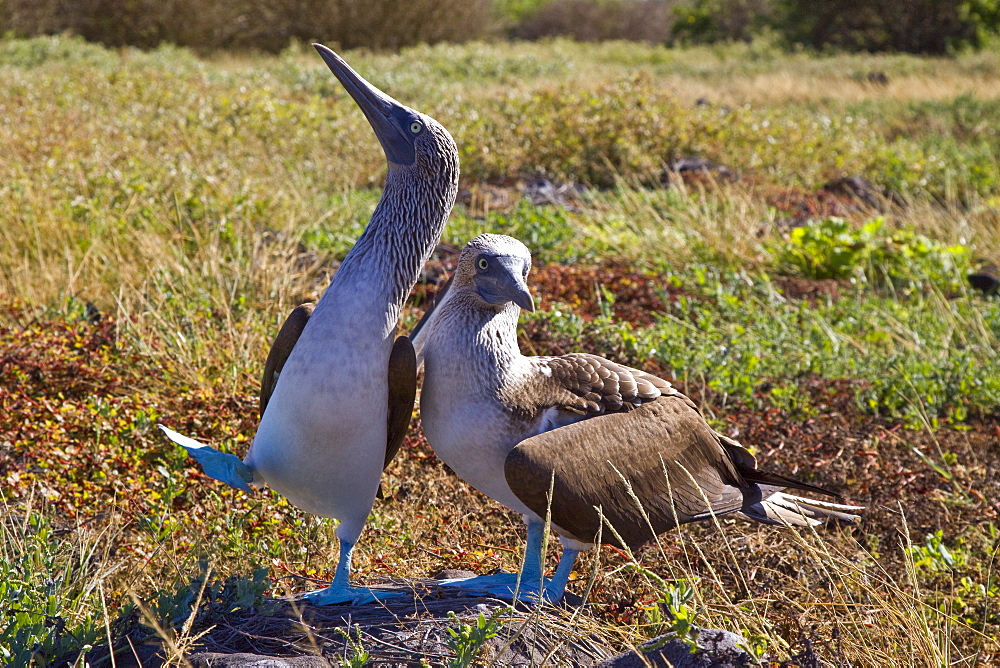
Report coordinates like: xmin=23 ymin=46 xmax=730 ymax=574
xmin=2 ymin=35 xmax=999 ymax=666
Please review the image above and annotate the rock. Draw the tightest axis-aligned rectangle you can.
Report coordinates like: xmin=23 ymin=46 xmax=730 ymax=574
xmin=968 ymin=263 xmax=1000 ymax=296
xmin=189 ymin=653 xmax=330 ymax=667
xmin=111 ymin=583 xmax=617 ymax=667
xmin=432 ymin=568 xmax=478 ymax=580
xmin=523 ymin=178 xmax=583 ymax=210
xmin=868 ymin=71 xmax=890 ymax=85
xmin=663 ymin=158 xmax=738 ymax=186
xmin=592 ymin=627 xmax=755 ymax=668
xmin=822 ymin=176 xmax=905 ymax=210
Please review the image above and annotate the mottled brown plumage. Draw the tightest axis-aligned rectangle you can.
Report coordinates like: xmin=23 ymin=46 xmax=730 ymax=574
xmin=505 ymin=353 xmax=673 ymax=418
xmin=417 ymin=234 xmax=861 ymax=601
xmin=505 ymin=393 xmax=833 ymax=550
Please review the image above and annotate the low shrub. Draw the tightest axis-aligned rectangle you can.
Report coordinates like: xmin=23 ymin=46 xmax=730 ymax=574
xmin=769 ymin=217 xmax=973 ymax=294
xmin=512 ymin=0 xmax=677 ymax=43
xmin=0 ymin=0 xmax=496 ymax=52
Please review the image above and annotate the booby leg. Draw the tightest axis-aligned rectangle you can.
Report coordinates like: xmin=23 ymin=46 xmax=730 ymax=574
xmin=304 ymin=539 xmax=402 ymax=605
xmin=159 ymin=425 xmax=255 ymax=492
xmin=544 ymin=545 xmax=580 ymax=602
xmin=441 ymin=519 xmax=573 ymax=602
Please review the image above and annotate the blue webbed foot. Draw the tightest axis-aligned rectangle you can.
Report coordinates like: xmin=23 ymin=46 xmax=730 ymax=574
xmin=439 ymin=538 xmax=580 ymax=604
xmin=303 ymin=584 xmax=403 ymax=606
xmin=439 ymin=571 xmax=554 ymax=603
xmin=158 ymin=424 xmax=255 ymax=492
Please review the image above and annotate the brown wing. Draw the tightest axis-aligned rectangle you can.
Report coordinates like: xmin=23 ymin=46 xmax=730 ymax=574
xmin=507 ymin=353 xmax=675 ymax=419
xmin=260 ymin=303 xmax=314 ymax=418
xmin=504 ymin=394 xmax=749 ymax=550
xmin=385 ymin=335 xmax=417 ymax=470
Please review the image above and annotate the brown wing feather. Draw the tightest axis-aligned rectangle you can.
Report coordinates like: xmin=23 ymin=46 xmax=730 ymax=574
xmin=385 ymin=335 xmax=417 ymax=470
xmin=260 ymin=303 xmax=314 ymax=418
xmin=508 ymin=353 xmax=675 ymax=418
xmin=504 ymin=394 xmax=752 ymax=550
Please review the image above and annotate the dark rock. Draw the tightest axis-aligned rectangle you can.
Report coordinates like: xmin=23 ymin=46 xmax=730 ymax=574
xmin=189 ymin=653 xmax=330 ymax=667
xmin=867 ymin=71 xmax=890 ymax=86
xmin=969 ymin=263 xmax=1000 ymax=295
xmin=664 ymin=158 xmax=738 ymax=185
xmin=592 ymin=627 xmax=754 ymax=668
xmin=84 ymin=301 xmax=102 ymax=323
xmin=822 ymin=176 xmax=905 ymax=210
xmin=117 ymin=585 xmax=617 ymax=667
xmin=432 ymin=568 xmax=478 ymax=579
xmin=523 ymin=178 xmax=583 ymax=210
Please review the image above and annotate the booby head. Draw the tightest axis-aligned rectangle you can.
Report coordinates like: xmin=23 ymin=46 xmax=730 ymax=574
xmin=453 ymin=234 xmax=535 ymax=313
xmin=313 ymin=44 xmax=458 ymax=180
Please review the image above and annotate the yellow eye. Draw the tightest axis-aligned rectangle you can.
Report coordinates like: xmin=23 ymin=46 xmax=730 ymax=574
xmin=477 ymin=258 xmax=489 ymax=270
xmin=409 ymin=121 xmax=422 ymax=134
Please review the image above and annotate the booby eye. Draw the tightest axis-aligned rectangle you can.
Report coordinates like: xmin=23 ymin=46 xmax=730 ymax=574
xmin=409 ymin=121 xmax=422 ymax=134
xmin=477 ymin=257 xmax=489 ymax=271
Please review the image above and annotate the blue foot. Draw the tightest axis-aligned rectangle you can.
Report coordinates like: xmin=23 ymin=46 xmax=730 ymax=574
xmin=303 ymin=583 xmax=403 ymax=606
xmin=158 ymin=424 xmax=255 ymax=492
xmin=440 ymin=572 xmax=552 ymax=603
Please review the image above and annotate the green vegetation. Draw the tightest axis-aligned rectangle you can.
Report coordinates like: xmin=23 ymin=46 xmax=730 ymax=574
xmin=3 ymin=0 xmax=999 ymax=54
xmin=2 ymin=36 xmax=999 ymax=666
xmin=445 ymin=610 xmax=505 ymax=668
xmin=0 ymin=508 xmax=105 ymax=666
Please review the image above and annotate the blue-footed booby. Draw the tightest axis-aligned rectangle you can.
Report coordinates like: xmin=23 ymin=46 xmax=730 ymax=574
xmin=415 ymin=234 xmax=861 ymax=603
xmin=158 ymin=45 xmax=460 ymax=605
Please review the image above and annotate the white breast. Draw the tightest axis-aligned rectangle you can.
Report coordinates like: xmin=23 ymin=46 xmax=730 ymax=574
xmin=246 ymin=298 xmax=391 ymax=530
xmin=420 ymin=343 xmax=540 ymax=519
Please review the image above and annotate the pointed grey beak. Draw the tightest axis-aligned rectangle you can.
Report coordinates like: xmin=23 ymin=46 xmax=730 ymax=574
xmin=475 ymin=256 xmax=535 ymax=312
xmin=313 ymin=43 xmax=416 ymax=166
xmin=509 ymin=279 xmax=535 ymax=313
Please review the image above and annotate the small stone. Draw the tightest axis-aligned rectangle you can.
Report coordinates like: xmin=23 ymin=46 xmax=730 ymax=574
xmin=433 ymin=568 xmax=478 ymax=580
xmin=969 ymin=263 xmax=999 ymax=296
xmin=188 ymin=652 xmax=330 ymax=667
xmin=592 ymin=627 xmax=754 ymax=667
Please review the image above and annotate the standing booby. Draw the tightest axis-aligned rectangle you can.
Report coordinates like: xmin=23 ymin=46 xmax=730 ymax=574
xmin=415 ymin=234 xmax=861 ymax=602
xmin=159 ymin=45 xmax=460 ymax=605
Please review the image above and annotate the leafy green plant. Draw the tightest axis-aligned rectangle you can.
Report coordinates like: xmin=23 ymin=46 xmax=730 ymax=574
xmin=770 ymin=217 xmax=972 ymax=293
xmin=337 ymin=624 xmax=372 ymax=667
xmin=445 ymin=609 xmax=504 ymax=668
xmin=0 ymin=509 xmax=102 ymax=667
xmin=658 ymin=581 xmax=700 ymax=652
xmin=629 ymin=564 xmax=701 ymax=651
xmin=909 ymin=530 xmax=966 ymax=572
xmin=144 ymin=562 xmax=275 ymax=636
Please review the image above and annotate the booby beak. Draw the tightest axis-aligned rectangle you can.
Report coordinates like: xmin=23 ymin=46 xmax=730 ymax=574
xmin=313 ymin=43 xmax=417 ymax=166
xmin=476 ymin=256 xmax=536 ymax=313
xmin=510 ymin=283 xmax=535 ymax=312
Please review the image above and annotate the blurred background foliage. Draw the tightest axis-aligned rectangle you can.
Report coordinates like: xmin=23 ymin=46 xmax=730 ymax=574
xmin=2 ymin=0 xmax=999 ymax=54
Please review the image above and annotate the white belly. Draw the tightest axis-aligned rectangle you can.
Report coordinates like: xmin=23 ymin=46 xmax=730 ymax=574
xmin=420 ymin=353 xmax=538 ymax=519
xmin=246 ymin=312 xmax=391 ymax=539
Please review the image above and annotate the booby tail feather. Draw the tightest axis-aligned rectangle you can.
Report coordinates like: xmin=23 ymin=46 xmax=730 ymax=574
xmin=158 ymin=424 xmax=257 ymax=493
xmin=740 ymin=488 xmax=863 ymax=527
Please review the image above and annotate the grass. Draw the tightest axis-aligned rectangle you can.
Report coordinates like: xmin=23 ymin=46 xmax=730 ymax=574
xmin=2 ymin=35 xmax=1000 ymax=665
